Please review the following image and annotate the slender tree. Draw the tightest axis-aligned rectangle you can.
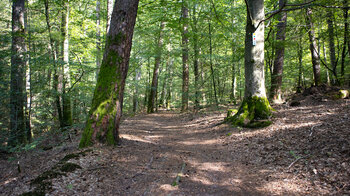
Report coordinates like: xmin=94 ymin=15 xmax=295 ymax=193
xmin=305 ymin=7 xmax=321 ymax=86
xmin=61 ymin=0 xmax=72 ymax=127
xmin=181 ymin=0 xmax=189 ymax=111
xmin=80 ymin=0 xmax=139 ymax=147
xmin=270 ymin=0 xmax=287 ymax=103
xmin=192 ymin=4 xmax=200 ymax=109
xmin=227 ymin=0 xmax=273 ymax=128
xmin=147 ymin=21 xmax=165 ymax=113
xmin=10 ymin=0 xmax=27 ymax=145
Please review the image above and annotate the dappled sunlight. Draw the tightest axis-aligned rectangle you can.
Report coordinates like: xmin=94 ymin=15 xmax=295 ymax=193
xmin=178 ymin=139 xmax=218 ymax=146
xmin=121 ymin=134 xmax=155 ymax=144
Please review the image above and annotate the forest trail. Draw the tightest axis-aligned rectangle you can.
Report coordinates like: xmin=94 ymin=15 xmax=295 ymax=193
xmin=116 ymin=111 xmax=263 ymax=195
xmin=1 ymin=93 xmax=350 ymax=195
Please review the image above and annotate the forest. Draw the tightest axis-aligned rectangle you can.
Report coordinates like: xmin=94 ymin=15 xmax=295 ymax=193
xmin=1 ymin=0 xmax=350 ymax=195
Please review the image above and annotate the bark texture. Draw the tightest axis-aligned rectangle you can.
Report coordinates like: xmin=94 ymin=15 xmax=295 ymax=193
xmin=181 ymin=2 xmax=189 ymax=111
xmin=227 ymin=0 xmax=273 ymax=128
xmin=306 ymin=8 xmax=321 ymax=86
xmin=10 ymin=0 xmax=27 ymax=145
xmin=80 ymin=0 xmax=139 ymax=147
xmin=270 ymin=0 xmax=287 ymax=103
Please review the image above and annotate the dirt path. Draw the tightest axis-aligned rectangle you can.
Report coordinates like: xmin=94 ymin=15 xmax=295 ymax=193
xmin=1 ymin=96 xmax=349 ymax=195
xmin=50 ymin=111 xmax=267 ymax=195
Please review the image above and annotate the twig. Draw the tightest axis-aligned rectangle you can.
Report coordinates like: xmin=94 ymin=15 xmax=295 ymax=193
xmin=309 ymin=124 xmax=322 ymax=136
xmin=172 ymin=163 xmax=186 ymax=186
xmin=288 ymin=157 xmax=303 ymax=169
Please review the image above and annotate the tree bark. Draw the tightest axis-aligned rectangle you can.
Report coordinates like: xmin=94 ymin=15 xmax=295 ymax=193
xmin=133 ymin=69 xmax=141 ymax=113
xmin=61 ymin=0 xmax=72 ymax=128
xmin=106 ymin=0 xmax=113 ymax=33
xmin=341 ymin=0 xmax=348 ymax=83
xmin=227 ymin=0 xmax=273 ymax=128
xmin=306 ymin=8 xmax=321 ymax=86
xmin=209 ymin=20 xmax=218 ymax=106
xmin=80 ymin=0 xmax=139 ymax=147
xmin=10 ymin=0 xmax=27 ymax=145
xmin=181 ymin=1 xmax=189 ymax=112
xmin=96 ymin=0 xmax=101 ymax=78
xmin=327 ymin=9 xmax=339 ymax=85
xmin=270 ymin=0 xmax=287 ymax=103
xmin=147 ymin=21 xmax=165 ymax=113
xmin=192 ymin=5 xmax=200 ymax=109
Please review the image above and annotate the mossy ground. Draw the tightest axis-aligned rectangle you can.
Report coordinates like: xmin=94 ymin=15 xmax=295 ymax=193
xmin=21 ymin=150 xmax=91 ymax=196
xmin=226 ymin=96 xmax=273 ymax=128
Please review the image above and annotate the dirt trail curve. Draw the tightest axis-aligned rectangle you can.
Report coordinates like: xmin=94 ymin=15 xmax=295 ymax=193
xmin=52 ymin=111 xmax=267 ymax=196
xmin=3 ymin=97 xmax=349 ymax=195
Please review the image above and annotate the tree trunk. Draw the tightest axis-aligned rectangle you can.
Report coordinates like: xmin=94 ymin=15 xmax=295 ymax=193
xmin=181 ymin=1 xmax=189 ymax=112
xmin=341 ymin=0 xmax=348 ymax=83
xmin=25 ymin=0 xmax=32 ymax=142
xmin=10 ymin=0 xmax=27 ymax=146
xmin=61 ymin=0 xmax=72 ymax=128
xmin=147 ymin=21 xmax=165 ymax=113
xmin=327 ymin=10 xmax=339 ymax=85
xmin=270 ymin=0 xmax=287 ymax=103
xmin=297 ymin=36 xmax=303 ymax=92
xmin=230 ymin=46 xmax=237 ymax=105
xmin=96 ymin=0 xmax=101 ymax=78
xmin=106 ymin=0 xmax=113 ymax=33
xmin=306 ymin=8 xmax=321 ymax=86
xmin=133 ymin=69 xmax=141 ymax=113
xmin=209 ymin=20 xmax=218 ymax=106
xmin=227 ymin=0 xmax=273 ymax=128
xmin=79 ymin=0 xmax=139 ymax=147
xmin=192 ymin=5 xmax=200 ymax=109
xmin=44 ymin=0 xmax=63 ymax=127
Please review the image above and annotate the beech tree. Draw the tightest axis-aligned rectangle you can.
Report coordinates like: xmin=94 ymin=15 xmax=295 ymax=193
xmin=227 ymin=0 xmax=273 ymax=128
xmin=270 ymin=0 xmax=287 ymax=103
xmin=79 ymin=0 xmax=139 ymax=147
xmin=10 ymin=0 xmax=27 ymax=145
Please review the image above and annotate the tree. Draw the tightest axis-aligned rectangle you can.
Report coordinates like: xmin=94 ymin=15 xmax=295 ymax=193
xmin=270 ymin=0 xmax=287 ymax=103
xmin=79 ymin=0 xmax=139 ymax=147
xmin=147 ymin=21 xmax=165 ymax=113
xmin=61 ymin=0 xmax=73 ymax=127
xmin=227 ymin=0 xmax=273 ymax=128
xmin=10 ymin=0 xmax=27 ymax=145
xmin=181 ymin=0 xmax=189 ymax=112
xmin=306 ymin=7 xmax=321 ymax=86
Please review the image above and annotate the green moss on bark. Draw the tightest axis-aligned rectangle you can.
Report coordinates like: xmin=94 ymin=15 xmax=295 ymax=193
xmin=226 ymin=96 xmax=273 ymax=128
xmin=79 ymin=35 xmax=124 ymax=148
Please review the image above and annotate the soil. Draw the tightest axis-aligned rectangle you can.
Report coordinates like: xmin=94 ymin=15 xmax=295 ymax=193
xmin=1 ymin=90 xmax=350 ymax=195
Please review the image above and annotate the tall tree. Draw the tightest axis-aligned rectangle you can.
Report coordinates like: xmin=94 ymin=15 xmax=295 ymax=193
xmin=326 ymin=9 xmax=339 ymax=85
xmin=227 ymin=0 xmax=273 ymax=128
xmin=61 ymin=0 xmax=72 ymax=127
xmin=96 ymin=0 xmax=101 ymax=78
xmin=147 ymin=21 xmax=165 ymax=113
xmin=270 ymin=0 xmax=287 ymax=103
xmin=305 ymin=7 xmax=321 ymax=86
xmin=181 ymin=0 xmax=189 ymax=111
xmin=10 ymin=0 xmax=27 ymax=145
xmin=341 ymin=0 xmax=348 ymax=83
xmin=192 ymin=4 xmax=200 ymax=109
xmin=79 ymin=0 xmax=139 ymax=147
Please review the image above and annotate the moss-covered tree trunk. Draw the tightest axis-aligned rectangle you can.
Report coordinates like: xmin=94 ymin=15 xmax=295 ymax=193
xmin=79 ymin=0 xmax=139 ymax=148
xmin=227 ymin=0 xmax=273 ymax=128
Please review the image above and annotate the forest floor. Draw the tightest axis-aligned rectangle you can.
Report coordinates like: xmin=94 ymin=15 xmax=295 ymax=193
xmin=1 ymin=86 xmax=350 ymax=195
